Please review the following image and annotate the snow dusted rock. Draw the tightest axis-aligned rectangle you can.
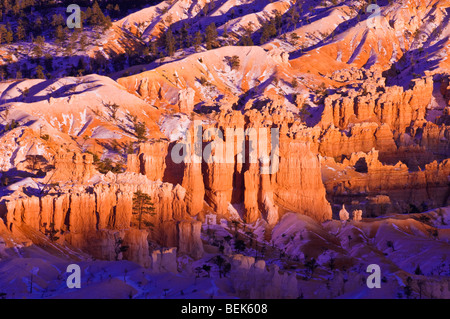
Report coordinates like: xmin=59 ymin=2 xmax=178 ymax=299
xmin=339 ymin=205 xmax=349 ymax=221
xmin=352 ymin=210 xmax=363 ymax=222
xmin=151 ymin=247 xmax=178 ymax=273
xmin=268 ymin=47 xmax=289 ymax=64
xmin=330 ymin=68 xmax=364 ymax=82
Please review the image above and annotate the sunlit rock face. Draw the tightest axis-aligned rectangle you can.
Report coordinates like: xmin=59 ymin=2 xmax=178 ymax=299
xmin=0 ymin=0 xmax=449 ymax=300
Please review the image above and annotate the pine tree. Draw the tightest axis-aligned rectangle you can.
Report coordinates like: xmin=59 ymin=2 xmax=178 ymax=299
xmin=150 ymin=41 xmax=157 ymax=56
xmin=240 ymin=34 xmax=253 ymax=46
xmin=132 ymin=190 xmax=155 ymax=230
xmin=51 ymin=14 xmax=64 ymax=27
xmin=223 ymin=24 xmax=228 ymax=38
xmin=103 ymin=15 xmax=112 ymax=30
xmin=85 ymin=7 xmax=92 ymax=23
xmin=35 ymin=65 xmax=45 ymax=79
xmin=134 ymin=120 xmax=147 ymax=141
xmin=79 ymin=33 xmax=88 ymax=50
xmin=226 ymin=55 xmax=240 ymax=70
xmin=260 ymin=25 xmax=270 ymax=44
xmin=89 ymin=1 xmax=110 ymax=28
xmin=288 ymin=7 xmax=300 ymax=29
xmin=34 ymin=15 xmax=42 ymax=33
xmin=0 ymin=25 xmax=6 ymax=44
xmin=165 ymin=28 xmax=175 ymax=56
xmin=193 ymin=31 xmax=202 ymax=51
xmin=32 ymin=36 xmax=45 ymax=58
xmin=205 ymin=23 xmax=217 ymax=50
xmin=5 ymin=29 xmax=13 ymax=44
xmin=54 ymin=25 xmax=64 ymax=43
xmin=90 ymin=2 xmax=103 ymax=24
xmin=15 ymin=24 xmax=26 ymax=41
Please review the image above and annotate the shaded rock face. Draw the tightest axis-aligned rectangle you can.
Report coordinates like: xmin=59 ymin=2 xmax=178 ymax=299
xmin=230 ymin=254 xmax=298 ymax=299
xmin=0 ymin=174 xmax=204 ymax=265
xmin=0 ymin=233 xmax=6 ymax=258
xmin=151 ymin=247 xmax=178 ymax=273
xmin=323 ymin=150 xmax=450 ymax=217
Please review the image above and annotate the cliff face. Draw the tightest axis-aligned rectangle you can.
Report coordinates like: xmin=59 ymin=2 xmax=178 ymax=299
xmin=274 ymin=138 xmax=332 ymax=222
xmin=322 ymin=150 xmax=450 ymax=217
xmin=48 ymin=152 xmax=97 ymax=184
xmin=0 ymin=173 xmax=204 ymax=265
xmin=127 ymin=142 xmax=168 ymax=181
xmin=127 ymin=114 xmax=332 ymax=224
xmin=230 ymin=254 xmax=298 ymax=299
xmin=321 ymin=76 xmax=433 ymax=132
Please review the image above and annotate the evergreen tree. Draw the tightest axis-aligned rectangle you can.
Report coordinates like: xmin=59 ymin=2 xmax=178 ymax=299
xmin=35 ymin=65 xmax=45 ymax=79
xmin=150 ymin=41 xmax=157 ymax=56
xmin=133 ymin=120 xmax=147 ymax=141
xmin=165 ymin=28 xmax=175 ymax=56
xmin=32 ymin=36 xmax=45 ymax=57
xmin=54 ymin=25 xmax=64 ymax=43
xmin=88 ymin=1 xmax=110 ymax=29
xmin=205 ymin=23 xmax=217 ymax=50
xmin=288 ymin=7 xmax=300 ymax=29
xmin=5 ymin=28 xmax=13 ymax=44
xmin=90 ymin=1 xmax=104 ymax=24
xmin=0 ymin=25 xmax=6 ymax=44
xmin=193 ymin=31 xmax=202 ymax=51
xmin=34 ymin=15 xmax=43 ymax=33
xmin=132 ymin=190 xmax=155 ymax=230
xmin=260 ymin=19 xmax=277 ymax=44
xmin=51 ymin=14 xmax=64 ymax=27
xmin=15 ymin=24 xmax=26 ymax=41
xmin=240 ymin=34 xmax=254 ymax=46
xmin=222 ymin=24 xmax=228 ymax=38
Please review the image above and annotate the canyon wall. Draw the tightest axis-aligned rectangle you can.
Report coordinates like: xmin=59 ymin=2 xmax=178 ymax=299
xmin=322 ymin=150 xmax=450 ymax=216
xmin=127 ymin=113 xmax=333 ymax=224
xmin=321 ymin=74 xmax=433 ymax=132
xmin=0 ymin=172 xmax=204 ymax=265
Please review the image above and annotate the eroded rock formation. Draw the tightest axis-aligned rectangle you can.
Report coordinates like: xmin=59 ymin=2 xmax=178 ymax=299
xmin=321 ymin=76 xmax=433 ymax=132
xmin=323 ymin=149 xmax=450 ymax=216
xmin=0 ymin=173 xmax=204 ymax=265
xmin=230 ymin=254 xmax=298 ymax=299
